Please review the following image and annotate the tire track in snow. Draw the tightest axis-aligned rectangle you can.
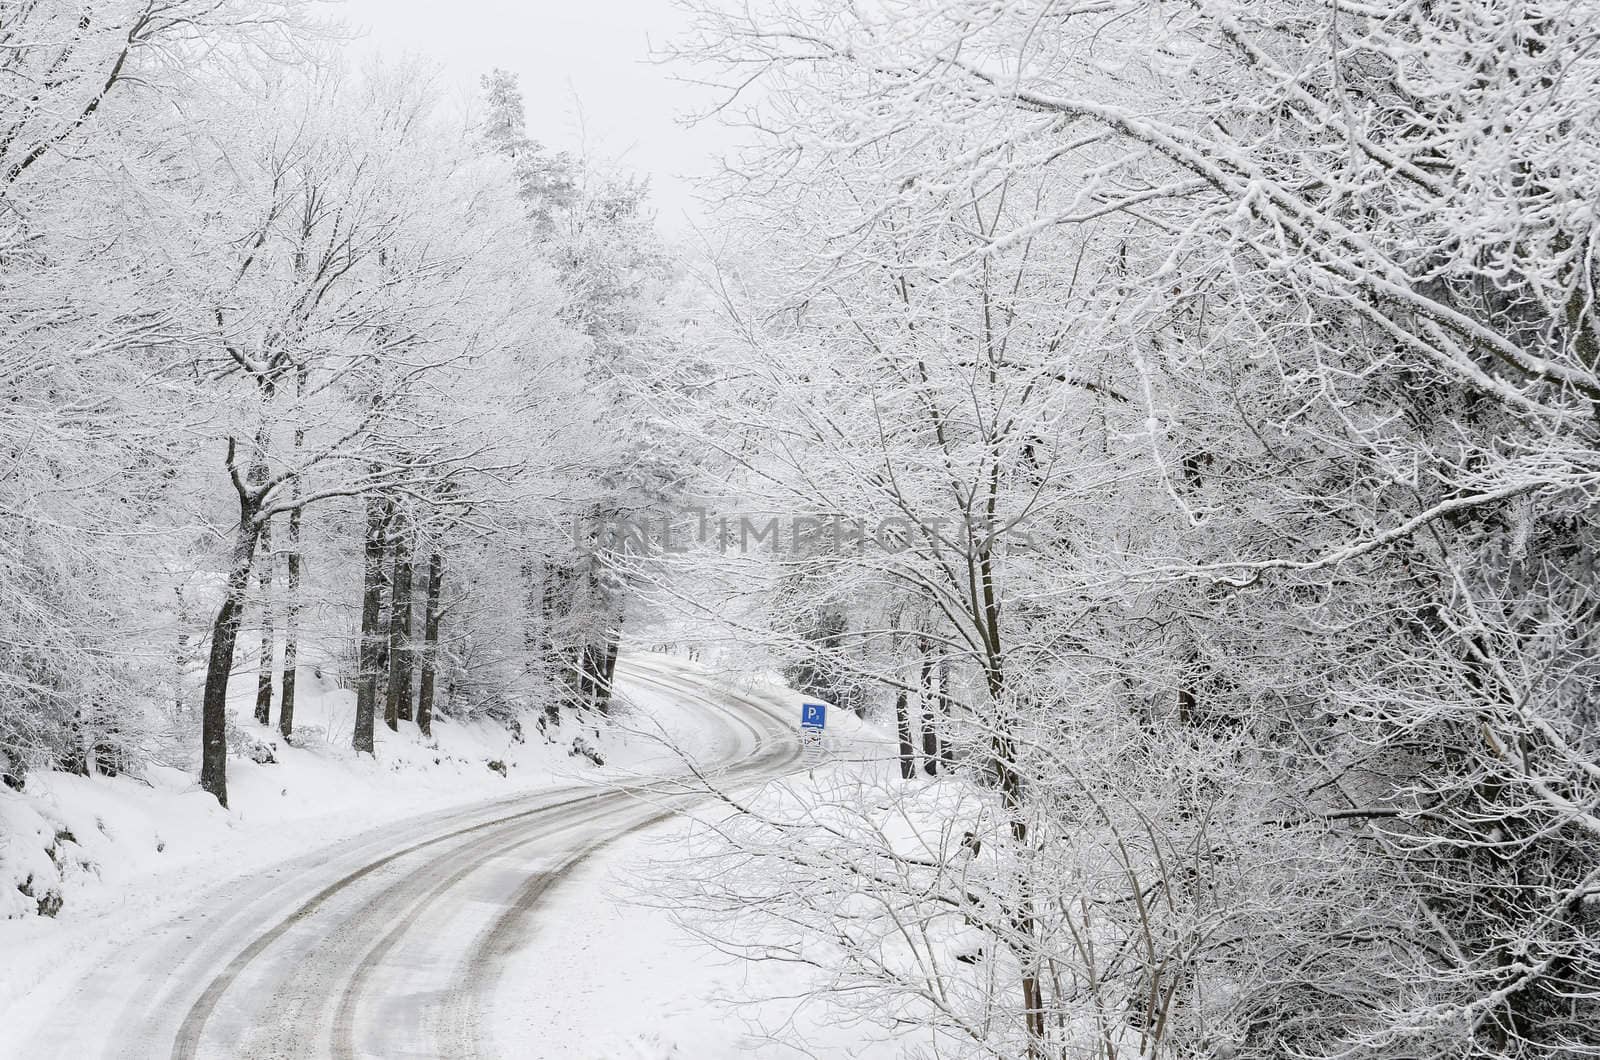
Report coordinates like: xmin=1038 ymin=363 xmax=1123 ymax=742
xmin=168 ymin=786 xmax=616 ymax=1060
xmin=159 ymin=661 xmax=799 ymax=1060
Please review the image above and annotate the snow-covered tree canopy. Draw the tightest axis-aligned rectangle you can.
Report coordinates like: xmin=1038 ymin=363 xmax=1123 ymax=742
xmin=4 ymin=2 xmax=1600 ymax=1056
xmin=0 ymin=8 xmax=669 ymax=808
xmin=641 ymin=1 xmax=1600 ymax=1056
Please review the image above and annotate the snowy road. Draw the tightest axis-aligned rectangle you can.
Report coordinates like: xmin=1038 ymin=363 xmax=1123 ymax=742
xmin=9 ymin=658 xmax=801 ymax=1060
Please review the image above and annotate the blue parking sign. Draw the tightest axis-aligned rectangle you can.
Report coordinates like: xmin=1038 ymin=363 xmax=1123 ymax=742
xmin=801 ymin=702 xmax=827 ymax=730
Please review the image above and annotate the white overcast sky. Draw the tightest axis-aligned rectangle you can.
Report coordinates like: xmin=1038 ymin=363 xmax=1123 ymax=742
xmin=336 ymin=0 xmax=733 ymax=232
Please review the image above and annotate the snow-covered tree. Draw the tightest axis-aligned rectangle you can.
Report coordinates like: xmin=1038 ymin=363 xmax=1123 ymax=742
xmin=662 ymin=1 xmax=1600 ymax=1055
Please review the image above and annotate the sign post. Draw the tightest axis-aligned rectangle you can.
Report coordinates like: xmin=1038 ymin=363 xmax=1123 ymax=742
xmin=800 ymin=702 xmax=827 ymax=732
xmin=799 ymin=701 xmax=827 ymax=767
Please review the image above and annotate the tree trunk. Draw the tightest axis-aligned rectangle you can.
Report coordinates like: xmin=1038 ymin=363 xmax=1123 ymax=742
xmin=278 ymin=368 xmax=306 ymax=742
xmin=579 ymin=643 xmax=602 ymax=710
xmin=175 ymin=585 xmax=191 ymax=720
xmin=938 ymin=649 xmax=955 ymax=769
xmin=352 ymin=495 xmax=388 ymax=755
xmin=519 ymin=559 xmax=548 ymax=715
xmin=539 ymin=562 xmax=569 ymax=720
xmin=244 ymin=375 xmax=276 ymax=733
xmin=253 ymin=517 xmax=275 ymax=725
xmin=199 ymin=504 xmax=262 ymax=808
xmin=894 ymin=687 xmax=915 ymax=780
xmin=919 ymin=645 xmax=939 ymax=775
xmin=996 ymin=726 xmax=1046 ymax=1053
xmin=595 ymin=620 xmax=621 ymax=712
xmin=374 ymin=614 xmax=391 ymax=693
xmin=416 ymin=551 xmax=444 ymax=738
xmin=979 ymin=641 xmax=1045 ymax=1055
xmin=279 ymin=505 xmax=302 ymax=741
xmin=385 ymin=519 xmax=414 ymax=727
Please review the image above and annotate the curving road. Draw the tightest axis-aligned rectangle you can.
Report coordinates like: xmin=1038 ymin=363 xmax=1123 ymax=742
xmin=11 ymin=657 xmax=800 ymax=1060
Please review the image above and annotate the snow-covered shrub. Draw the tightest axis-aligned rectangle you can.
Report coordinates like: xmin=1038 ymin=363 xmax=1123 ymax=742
xmin=0 ymin=797 xmax=90 ymax=920
xmin=224 ymin=720 xmax=277 ymax=766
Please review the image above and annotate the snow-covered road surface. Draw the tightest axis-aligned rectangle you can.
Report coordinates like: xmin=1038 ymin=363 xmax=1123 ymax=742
xmin=7 ymin=657 xmax=801 ymax=1060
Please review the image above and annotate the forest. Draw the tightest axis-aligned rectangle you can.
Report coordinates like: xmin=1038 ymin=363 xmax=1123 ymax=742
xmin=0 ymin=4 xmax=678 ymax=811
xmin=4 ymin=1 xmax=1600 ymax=1058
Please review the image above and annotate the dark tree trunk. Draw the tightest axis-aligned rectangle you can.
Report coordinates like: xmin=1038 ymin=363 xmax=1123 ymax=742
xmin=539 ymin=562 xmax=564 ymax=648
xmin=576 ymin=643 xmax=595 ymax=710
xmin=938 ymin=648 xmax=955 ymax=769
xmin=919 ymin=644 xmax=939 ymax=775
xmin=385 ymin=520 xmax=414 ymax=727
xmin=894 ymin=687 xmax=915 ymax=780
xmin=520 ymin=558 xmax=541 ymax=659
xmin=416 ymin=551 xmax=444 ymax=738
xmin=199 ymin=503 xmax=262 ymax=808
xmin=175 ymin=585 xmax=191 ymax=719
xmin=583 ymin=560 xmax=605 ymax=710
xmin=373 ymin=515 xmax=392 ymax=695
xmin=352 ymin=495 xmax=388 ymax=755
xmin=278 ymin=369 xmax=306 ymax=742
xmin=987 ymin=677 xmax=1047 ymax=1055
xmin=579 ymin=643 xmax=601 ymax=709
xmin=1176 ymin=681 xmax=1197 ymax=725
xmin=279 ymin=505 xmax=302 ymax=741
xmin=539 ymin=562 xmax=570 ymax=720
xmin=253 ymin=517 xmax=275 ymax=725
xmin=374 ymin=615 xmax=390 ymax=691
xmin=595 ymin=620 xmax=621 ymax=712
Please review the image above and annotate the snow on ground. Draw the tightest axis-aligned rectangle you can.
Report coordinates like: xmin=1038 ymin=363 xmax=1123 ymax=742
xmin=0 ymin=656 xmax=730 ymax=1028
xmin=486 ymin=817 xmax=911 ymax=1060
xmin=1 ymin=649 xmax=927 ymax=1059
xmin=488 ymin=652 xmax=920 ymax=1059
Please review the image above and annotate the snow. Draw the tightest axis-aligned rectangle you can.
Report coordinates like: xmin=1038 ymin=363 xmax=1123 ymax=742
xmin=477 ymin=652 xmax=914 ymax=1059
xmin=485 ymin=819 xmax=906 ymax=1060
xmin=0 ymin=653 xmax=911 ymax=1058
xmin=0 ymin=657 xmax=729 ymax=1043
